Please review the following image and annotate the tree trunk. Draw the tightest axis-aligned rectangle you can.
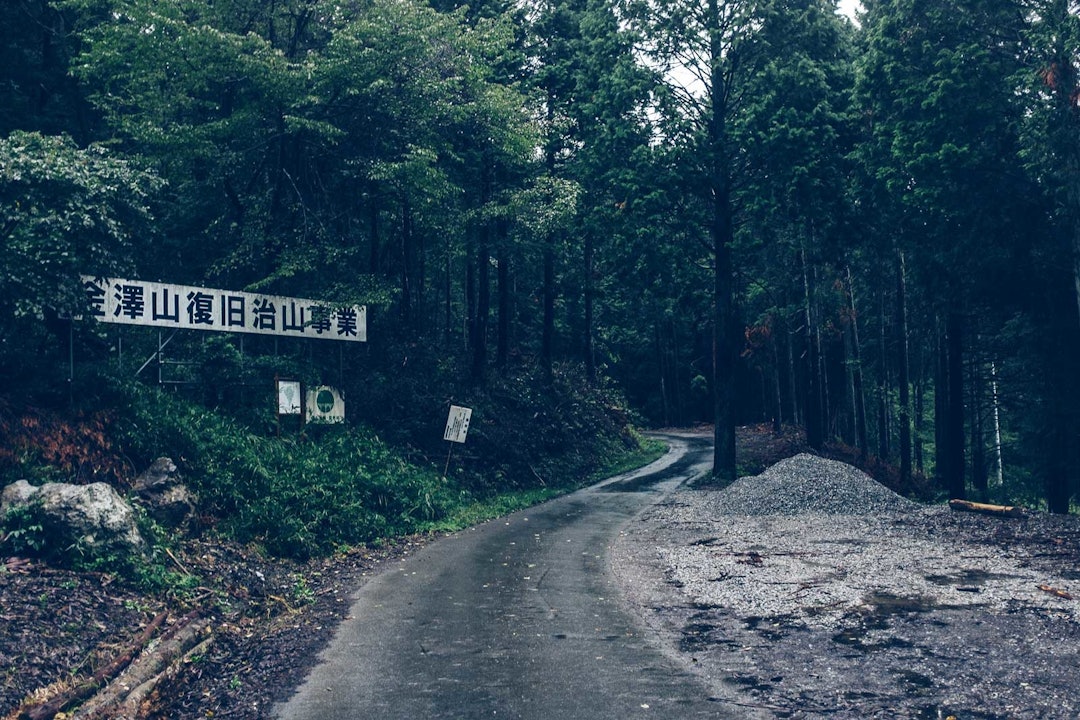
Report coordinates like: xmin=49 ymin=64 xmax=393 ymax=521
xmin=444 ymin=246 xmax=453 ymax=348
xmin=471 ymin=220 xmax=490 ymax=383
xmin=657 ymin=324 xmax=670 ymax=426
xmin=772 ymin=333 xmax=783 ymax=433
xmin=466 ymin=237 xmax=476 ymax=355
xmin=541 ymin=112 xmax=557 ymax=383
xmin=787 ymin=321 xmax=800 ymax=426
xmin=400 ymin=196 xmax=413 ymax=322
xmin=915 ymin=347 xmax=926 ymax=474
xmin=802 ymin=244 xmax=824 ymax=451
xmin=990 ymin=361 xmax=1003 ymax=486
xmin=971 ymin=359 xmax=988 ymax=498
xmin=878 ymin=291 xmax=890 ymax=460
xmin=497 ymin=217 xmax=510 ymax=368
xmin=670 ymin=318 xmax=685 ymax=424
xmin=708 ymin=0 xmax=737 ymax=483
xmin=368 ymin=190 xmax=380 ymax=274
xmin=541 ymin=238 xmax=555 ymax=382
xmin=584 ymin=232 xmax=596 ymax=381
xmin=842 ymin=317 xmax=856 ymax=445
xmin=842 ymin=266 xmax=868 ymax=462
xmin=934 ymin=326 xmax=945 ymax=481
xmin=943 ymin=310 xmax=966 ymax=499
xmin=896 ymin=250 xmax=912 ymax=486
xmin=1046 ymin=416 xmax=1071 ymax=513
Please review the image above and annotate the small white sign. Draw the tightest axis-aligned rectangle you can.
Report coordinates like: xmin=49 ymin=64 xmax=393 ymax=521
xmin=443 ymin=405 xmax=472 ymax=444
xmin=277 ymin=379 xmax=303 ymax=415
xmin=307 ymin=386 xmax=345 ymax=424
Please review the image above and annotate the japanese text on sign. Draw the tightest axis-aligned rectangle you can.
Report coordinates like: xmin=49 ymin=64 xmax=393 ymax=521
xmin=443 ymin=405 xmax=472 ymax=444
xmin=80 ymin=276 xmax=366 ymax=342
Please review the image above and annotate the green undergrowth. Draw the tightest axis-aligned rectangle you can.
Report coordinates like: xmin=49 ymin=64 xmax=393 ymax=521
xmin=2 ymin=356 xmax=660 ymax=573
xmin=99 ymin=372 xmax=659 ymax=561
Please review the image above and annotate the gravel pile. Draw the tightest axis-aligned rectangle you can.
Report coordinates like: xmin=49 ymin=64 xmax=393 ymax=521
xmin=610 ymin=444 xmax=1080 ymax=718
xmin=710 ymin=452 xmax=919 ymax=516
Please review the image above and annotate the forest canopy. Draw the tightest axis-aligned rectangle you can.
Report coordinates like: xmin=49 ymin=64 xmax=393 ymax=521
xmin=3 ymin=0 xmax=1080 ymax=513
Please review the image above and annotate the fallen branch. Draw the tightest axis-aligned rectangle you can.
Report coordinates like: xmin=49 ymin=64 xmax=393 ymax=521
xmin=164 ymin=547 xmax=190 ymax=576
xmin=75 ymin=612 xmax=211 ymax=720
xmin=948 ymin=499 xmax=1024 ymax=518
xmin=17 ymin=610 xmax=169 ymax=720
xmin=1038 ymin=584 xmax=1074 ymax=601
xmin=3 ymin=557 xmax=33 ymax=574
xmin=116 ymin=634 xmax=214 ymax=719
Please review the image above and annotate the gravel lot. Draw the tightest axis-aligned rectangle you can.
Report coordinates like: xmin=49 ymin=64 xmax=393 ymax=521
xmin=611 ymin=451 xmax=1080 ymax=719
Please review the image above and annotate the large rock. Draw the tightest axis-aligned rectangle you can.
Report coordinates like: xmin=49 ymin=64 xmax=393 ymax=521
xmin=1 ymin=479 xmax=144 ymax=555
xmin=132 ymin=457 xmax=198 ymax=529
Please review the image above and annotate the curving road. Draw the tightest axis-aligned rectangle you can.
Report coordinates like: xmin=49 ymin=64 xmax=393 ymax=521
xmin=274 ymin=434 xmax=751 ymax=720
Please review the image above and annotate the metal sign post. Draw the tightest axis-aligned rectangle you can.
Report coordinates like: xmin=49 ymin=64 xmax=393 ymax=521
xmin=442 ymin=405 xmax=472 ymax=478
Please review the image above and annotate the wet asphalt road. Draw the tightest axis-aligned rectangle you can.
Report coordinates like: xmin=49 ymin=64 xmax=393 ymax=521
xmin=274 ymin=435 xmax=750 ymax=720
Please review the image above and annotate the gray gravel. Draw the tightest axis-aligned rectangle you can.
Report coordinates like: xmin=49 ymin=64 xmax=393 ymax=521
xmin=611 ymin=451 xmax=1080 ymax=719
xmin=708 ymin=453 xmax=920 ymax=516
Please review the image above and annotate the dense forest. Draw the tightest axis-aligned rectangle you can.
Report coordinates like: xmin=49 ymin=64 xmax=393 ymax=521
xmin=2 ymin=0 xmax=1079 ymax=513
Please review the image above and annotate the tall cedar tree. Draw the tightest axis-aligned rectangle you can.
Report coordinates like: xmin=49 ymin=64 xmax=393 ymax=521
xmin=856 ymin=0 xmax=1025 ymax=499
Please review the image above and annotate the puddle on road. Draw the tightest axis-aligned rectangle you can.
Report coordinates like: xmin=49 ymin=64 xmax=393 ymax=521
xmin=896 ymin=669 xmax=934 ymax=690
xmin=678 ymin=605 xmax=739 ymax=653
xmin=723 ymin=672 xmax=777 ymax=695
xmin=831 ymin=592 xmax=933 ymax=652
xmin=924 ymin=568 xmax=1020 ymax=587
xmin=742 ymin=614 xmax=796 ymax=641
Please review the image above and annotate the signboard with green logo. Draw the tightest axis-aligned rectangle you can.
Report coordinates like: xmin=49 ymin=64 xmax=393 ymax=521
xmin=307 ymin=386 xmax=345 ymax=424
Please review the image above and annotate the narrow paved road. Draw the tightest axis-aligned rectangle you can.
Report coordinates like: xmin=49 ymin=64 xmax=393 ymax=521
xmin=274 ymin=434 xmax=746 ymax=720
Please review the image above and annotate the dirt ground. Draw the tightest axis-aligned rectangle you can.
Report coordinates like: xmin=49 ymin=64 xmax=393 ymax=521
xmin=615 ymin=492 xmax=1080 ymax=719
xmin=2 ymin=426 xmax=1074 ymax=719
xmin=1 ymin=534 xmax=440 ymax=719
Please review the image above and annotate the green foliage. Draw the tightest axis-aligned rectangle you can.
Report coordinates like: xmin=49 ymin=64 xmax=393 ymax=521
xmin=111 ymin=383 xmax=457 ymax=559
xmin=0 ymin=131 xmax=161 ymax=318
xmin=1 ymin=504 xmax=47 ymax=555
xmin=0 ymin=131 xmax=162 ymax=391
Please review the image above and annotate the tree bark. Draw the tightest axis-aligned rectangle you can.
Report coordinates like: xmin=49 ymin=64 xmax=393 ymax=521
xmin=19 ymin=610 xmax=169 ymax=720
xmin=368 ymin=187 xmax=380 ymax=274
xmin=915 ymin=347 xmax=926 ymax=474
xmin=847 ymin=269 xmax=870 ymax=458
xmin=943 ymin=310 xmax=966 ymax=499
xmin=471 ymin=219 xmax=490 ymax=382
xmin=971 ymin=354 xmax=988 ymax=498
xmin=896 ymin=250 xmax=912 ymax=486
xmin=466 ymin=236 xmax=476 ymax=354
xmin=657 ymin=324 xmax=670 ymax=426
xmin=802 ymin=244 xmax=824 ymax=451
xmin=787 ymin=321 xmax=800 ymax=426
xmin=990 ymin=361 xmax=1003 ymax=486
xmin=584 ymin=231 xmax=596 ymax=381
xmin=400 ymin=196 xmax=413 ymax=322
xmin=541 ymin=107 xmax=557 ymax=384
xmin=877 ymin=290 xmax=890 ymax=460
xmin=542 ymin=237 xmax=555 ymax=383
xmin=707 ymin=0 xmax=737 ymax=483
xmin=935 ymin=324 xmax=947 ymax=482
xmin=772 ymin=332 xmax=783 ymax=433
xmin=496 ymin=216 xmax=511 ymax=368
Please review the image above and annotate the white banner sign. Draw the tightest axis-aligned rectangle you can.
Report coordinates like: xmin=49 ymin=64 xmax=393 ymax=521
xmin=80 ymin=276 xmax=366 ymax=342
xmin=443 ymin=405 xmax=473 ymax=444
